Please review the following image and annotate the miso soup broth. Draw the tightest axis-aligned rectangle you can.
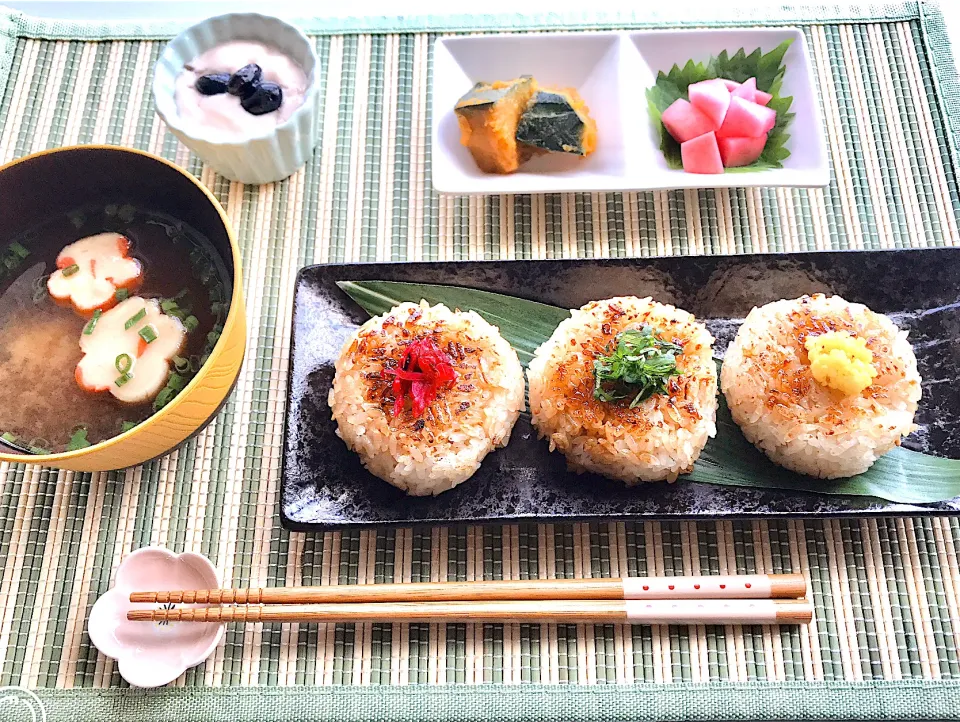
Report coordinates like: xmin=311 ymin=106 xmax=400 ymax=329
xmin=0 ymin=203 xmax=231 ymax=454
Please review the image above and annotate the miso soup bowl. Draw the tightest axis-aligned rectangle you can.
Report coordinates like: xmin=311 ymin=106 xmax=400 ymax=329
xmin=0 ymin=146 xmax=246 ymax=472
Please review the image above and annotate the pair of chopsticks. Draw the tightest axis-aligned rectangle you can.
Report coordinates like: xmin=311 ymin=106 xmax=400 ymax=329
xmin=128 ymin=574 xmax=813 ymax=625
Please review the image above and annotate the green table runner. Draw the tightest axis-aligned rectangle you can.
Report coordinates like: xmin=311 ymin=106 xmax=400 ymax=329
xmin=2 ymin=2 xmax=960 ymax=720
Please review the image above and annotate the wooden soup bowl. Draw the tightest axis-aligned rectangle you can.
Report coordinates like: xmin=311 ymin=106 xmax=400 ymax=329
xmin=0 ymin=146 xmax=246 ymax=471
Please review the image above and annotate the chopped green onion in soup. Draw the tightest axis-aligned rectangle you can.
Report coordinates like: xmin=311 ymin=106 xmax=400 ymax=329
xmin=138 ymin=325 xmax=158 ymax=344
xmin=124 ymin=308 xmax=146 ymax=330
xmin=115 ymin=353 xmax=133 ymax=374
xmin=83 ymin=309 xmax=103 ymax=335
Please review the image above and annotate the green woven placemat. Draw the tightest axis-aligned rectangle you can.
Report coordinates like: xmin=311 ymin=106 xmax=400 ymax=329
xmin=2 ymin=2 xmax=960 ymax=721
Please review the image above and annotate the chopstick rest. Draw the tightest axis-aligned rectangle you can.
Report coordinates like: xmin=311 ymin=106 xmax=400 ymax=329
xmin=88 ymin=546 xmax=224 ymax=688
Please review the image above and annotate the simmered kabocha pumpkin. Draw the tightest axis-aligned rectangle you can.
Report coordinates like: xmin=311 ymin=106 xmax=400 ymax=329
xmin=516 ymin=87 xmax=598 ymax=156
xmin=454 ymin=76 xmax=539 ymax=174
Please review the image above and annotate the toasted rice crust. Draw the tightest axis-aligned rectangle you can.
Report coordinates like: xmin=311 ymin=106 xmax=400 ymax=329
xmin=328 ymin=301 xmax=525 ymax=496
xmin=720 ymin=294 xmax=921 ymax=479
xmin=528 ymin=296 xmax=717 ymax=484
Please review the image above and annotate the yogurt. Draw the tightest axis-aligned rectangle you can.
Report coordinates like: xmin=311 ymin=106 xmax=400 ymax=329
xmin=174 ymin=41 xmax=308 ymax=141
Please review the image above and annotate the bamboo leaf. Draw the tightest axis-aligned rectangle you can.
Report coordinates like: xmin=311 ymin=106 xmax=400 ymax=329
xmin=645 ymin=39 xmax=795 ymax=171
xmin=690 ymin=395 xmax=960 ymax=504
xmin=337 ymin=280 xmax=570 ymax=367
xmin=339 ymin=280 xmax=960 ymax=504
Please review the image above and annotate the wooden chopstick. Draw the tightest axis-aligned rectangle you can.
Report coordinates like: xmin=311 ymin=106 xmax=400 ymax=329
xmin=127 ymin=599 xmax=813 ymax=625
xmin=129 ymin=573 xmax=806 ymax=605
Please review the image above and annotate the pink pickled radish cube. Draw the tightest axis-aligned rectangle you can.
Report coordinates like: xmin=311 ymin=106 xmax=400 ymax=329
xmin=687 ymin=78 xmax=731 ymax=128
xmin=754 ymin=88 xmax=773 ymax=106
xmin=681 ymin=131 xmax=724 ymax=174
xmin=661 ymin=98 xmax=716 ymax=143
xmin=718 ymin=134 xmax=768 ymax=167
xmin=733 ymin=77 xmax=758 ymax=103
xmin=721 ymin=79 xmax=740 ymax=92
xmin=716 ymin=97 xmax=776 ymax=138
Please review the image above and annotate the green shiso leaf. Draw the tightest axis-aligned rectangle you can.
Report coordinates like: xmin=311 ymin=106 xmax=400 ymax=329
xmin=645 ymin=39 xmax=796 ymax=172
xmin=340 ymin=280 xmax=960 ymax=504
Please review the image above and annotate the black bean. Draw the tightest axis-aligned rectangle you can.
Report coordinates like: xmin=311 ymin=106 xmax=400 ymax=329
xmin=227 ymin=64 xmax=263 ymax=98
xmin=195 ymin=73 xmax=231 ymax=96
xmin=241 ymin=82 xmax=283 ymax=115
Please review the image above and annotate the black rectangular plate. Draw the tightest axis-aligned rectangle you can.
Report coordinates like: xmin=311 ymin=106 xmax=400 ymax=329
xmin=281 ymin=250 xmax=960 ymax=531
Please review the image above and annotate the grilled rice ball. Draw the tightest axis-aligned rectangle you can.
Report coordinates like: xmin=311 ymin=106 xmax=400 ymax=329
xmin=328 ymin=301 xmax=525 ymax=495
xmin=720 ymin=293 xmax=921 ymax=479
xmin=528 ymin=296 xmax=718 ymax=484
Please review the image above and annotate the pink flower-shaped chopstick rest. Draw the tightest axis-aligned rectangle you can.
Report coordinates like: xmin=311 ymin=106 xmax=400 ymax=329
xmin=88 ymin=546 xmax=223 ymax=687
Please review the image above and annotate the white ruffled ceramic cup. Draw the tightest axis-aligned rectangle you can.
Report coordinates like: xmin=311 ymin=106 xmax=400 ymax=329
xmin=153 ymin=13 xmax=320 ymax=184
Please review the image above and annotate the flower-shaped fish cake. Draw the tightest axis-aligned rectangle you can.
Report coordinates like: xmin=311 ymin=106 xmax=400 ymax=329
xmin=77 ymin=297 xmax=186 ymax=404
xmin=47 ymin=232 xmax=143 ymax=315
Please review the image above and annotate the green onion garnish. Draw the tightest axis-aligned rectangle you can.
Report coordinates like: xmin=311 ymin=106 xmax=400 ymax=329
xmin=115 ymin=373 xmax=133 ymax=387
xmin=115 ymin=288 xmax=129 ymax=302
xmin=173 ymin=355 xmax=190 ymax=374
xmin=67 ymin=427 xmax=91 ymax=451
xmin=125 ymin=308 xmax=146 ymax=330
xmin=166 ymin=373 xmax=188 ymax=392
xmin=28 ymin=438 xmax=51 ymax=455
xmin=62 ymin=263 xmax=80 ymax=277
xmin=154 ymin=388 xmax=174 ymax=411
xmin=207 ymin=330 xmax=221 ymax=346
xmin=83 ymin=309 xmax=102 ymax=336
xmin=593 ymin=326 xmax=684 ymax=408
xmin=8 ymin=242 xmax=29 ymax=259
xmin=29 ymin=445 xmax=49 ymax=455
xmin=138 ymin=325 xmax=158 ymax=344
xmin=160 ymin=298 xmax=188 ymax=320
xmin=174 ymin=288 xmax=190 ymax=300
xmin=120 ymin=421 xmax=137 ymax=433
xmin=1 ymin=432 xmax=16 ymax=443
xmin=115 ymin=353 xmax=133 ymax=374
xmin=184 ymin=316 xmax=199 ymax=333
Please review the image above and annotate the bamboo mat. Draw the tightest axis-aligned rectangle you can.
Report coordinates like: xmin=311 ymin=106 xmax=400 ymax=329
xmin=2 ymin=3 xmax=960 ymax=720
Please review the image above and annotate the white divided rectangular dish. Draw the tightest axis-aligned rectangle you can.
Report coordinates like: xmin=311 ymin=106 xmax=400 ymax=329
xmin=431 ymin=28 xmax=829 ymax=195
